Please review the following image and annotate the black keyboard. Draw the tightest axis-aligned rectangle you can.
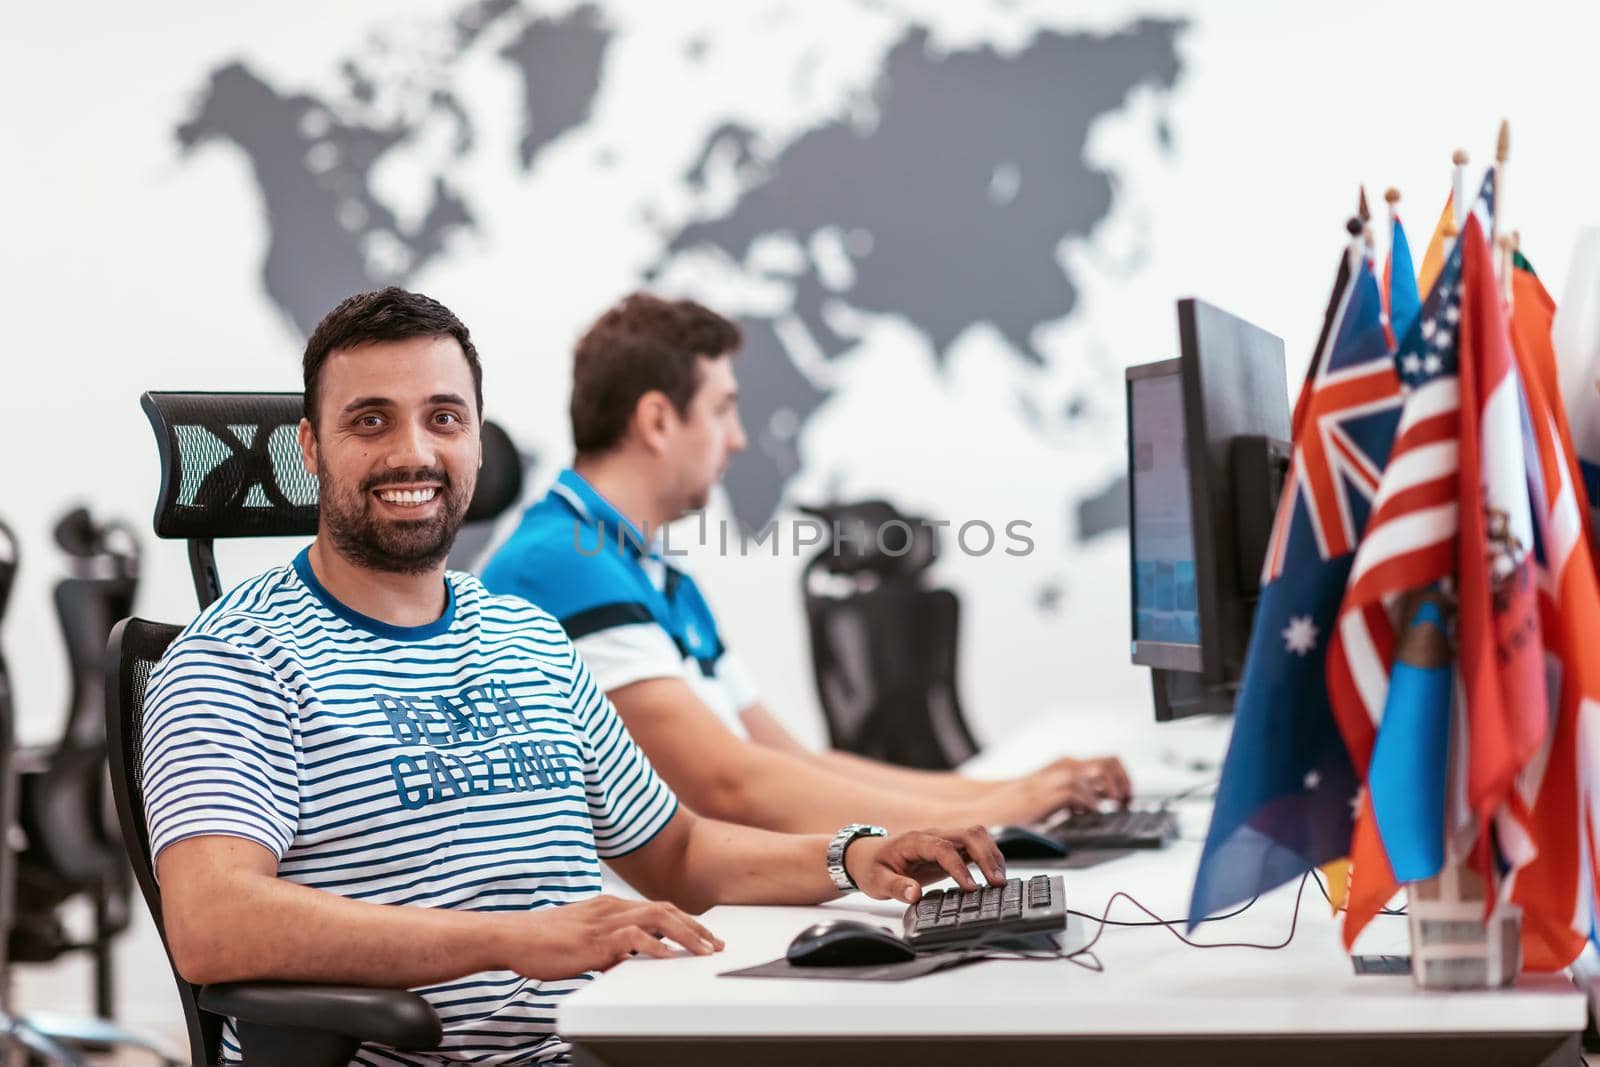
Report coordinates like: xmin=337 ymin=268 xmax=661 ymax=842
xmin=902 ymin=875 xmax=1066 ymax=949
xmin=1046 ymin=808 xmax=1177 ymax=849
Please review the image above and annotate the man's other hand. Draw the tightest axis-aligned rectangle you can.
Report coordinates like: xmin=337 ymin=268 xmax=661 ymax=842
xmin=1042 ymin=756 xmax=1132 ymax=806
xmin=961 ymin=755 xmax=1134 ymax=827
xmin=510 ymin=895 xmax=726 ymax=979
xmin=843 ymin=826 xmax=1007 ymax=904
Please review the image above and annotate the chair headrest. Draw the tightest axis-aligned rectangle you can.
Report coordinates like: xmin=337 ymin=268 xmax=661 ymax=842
xmin=467 ymin=420 xmax=524 ymax=524
xmin=141 ymin=391 xmax=524 ymax=540
xmin=798 ymin=499 xmax=938 ymax=578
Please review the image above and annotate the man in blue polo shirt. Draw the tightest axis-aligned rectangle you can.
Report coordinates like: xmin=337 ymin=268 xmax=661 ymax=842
xmin=142 ymin=287 xmax=1006 ymax=1065
xmin=482 ymin=292 xmax=1131 ymax=835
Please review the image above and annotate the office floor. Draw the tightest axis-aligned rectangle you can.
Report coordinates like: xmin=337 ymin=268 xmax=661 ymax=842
xmin=12 ymin=901 xmax=186 ymax=1064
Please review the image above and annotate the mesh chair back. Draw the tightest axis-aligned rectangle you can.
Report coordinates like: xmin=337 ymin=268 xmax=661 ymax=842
xmin=142 ymin=392 xmax=525 ymax=606
xmin=105 ymin=617 xmax=221 ymax=1066
xmin=801 ymin=501 xmax=978 ymax=770
xmin=141 ymin=392 xmax=318 ymax=542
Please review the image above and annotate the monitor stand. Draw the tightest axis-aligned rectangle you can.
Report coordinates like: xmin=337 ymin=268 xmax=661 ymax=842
xmin=1152 ymin=668 xmax=1233 ymax=721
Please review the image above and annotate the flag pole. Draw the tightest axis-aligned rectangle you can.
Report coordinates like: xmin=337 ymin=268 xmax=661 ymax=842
xmin=1358 ymin=186 xmax=1375 ymax=256
xmin=1445 ymin=149 xmax=1468 ymax=257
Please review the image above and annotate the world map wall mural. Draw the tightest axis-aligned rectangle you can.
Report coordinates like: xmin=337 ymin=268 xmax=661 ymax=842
xmin=176 ymin=0 xmax=1185 ymax=538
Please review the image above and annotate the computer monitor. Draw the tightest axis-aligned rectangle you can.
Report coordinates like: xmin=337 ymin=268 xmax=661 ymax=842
xmin=1125 ymin=298 xmax=1290 ymax=721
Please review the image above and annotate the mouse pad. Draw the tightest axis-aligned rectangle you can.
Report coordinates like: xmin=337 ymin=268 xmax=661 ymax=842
xmin=720 ymin=950 xmax=981 ymax=982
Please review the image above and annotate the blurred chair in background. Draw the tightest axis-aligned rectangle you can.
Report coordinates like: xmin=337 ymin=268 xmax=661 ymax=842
xmin=0 ymin=516 xmax=176 ymax=1065
xmin=11 ymin=509 xmax=139 ymax=1017
xmin=799 ymin=500 xmax=980 ymax=771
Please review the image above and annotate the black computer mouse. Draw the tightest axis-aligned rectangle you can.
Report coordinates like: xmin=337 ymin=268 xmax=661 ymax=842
xmin=785 ymin=919 xmax=917 ymax=967
xmin=992 ymin=825 xmax=1070 ymax=861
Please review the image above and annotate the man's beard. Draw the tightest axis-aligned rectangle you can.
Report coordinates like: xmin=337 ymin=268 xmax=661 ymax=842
xmin=319 ymin=465 xmax=471 ymax=575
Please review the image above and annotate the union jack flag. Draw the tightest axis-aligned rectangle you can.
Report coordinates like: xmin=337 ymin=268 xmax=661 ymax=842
xmin=1265 ymin=251 xmax=1405 ymax=580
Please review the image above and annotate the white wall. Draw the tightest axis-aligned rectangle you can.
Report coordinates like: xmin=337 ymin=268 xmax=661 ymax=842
xmin=4 ymin=0 xmax=1598 ymax=760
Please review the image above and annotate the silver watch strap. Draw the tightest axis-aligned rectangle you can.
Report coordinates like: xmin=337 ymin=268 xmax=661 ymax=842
xmin=827 ymin=823 xmax=887 ymax=892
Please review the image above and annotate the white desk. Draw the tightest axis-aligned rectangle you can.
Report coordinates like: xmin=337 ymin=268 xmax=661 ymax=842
xmin=560 ymin=707 xmax=1587 ymax=1066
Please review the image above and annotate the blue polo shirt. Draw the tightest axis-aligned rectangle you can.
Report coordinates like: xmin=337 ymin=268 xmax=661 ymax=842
xmin=481 ymin=470 xmax=758 ymax=735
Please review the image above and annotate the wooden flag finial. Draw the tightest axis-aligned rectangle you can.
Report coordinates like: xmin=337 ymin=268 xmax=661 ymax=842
xmin=1384 ymin=187 xmax=1401 ymax=205
xmin=1497 ymin=120 xmax=1511 ymax=163
xmin=1358 ymin=186 xmax=1372 ymax=221
xmin=1453 ymin=148 xmax=1470 ymax=166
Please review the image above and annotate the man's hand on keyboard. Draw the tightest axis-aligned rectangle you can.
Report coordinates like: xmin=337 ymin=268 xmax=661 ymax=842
xmin=843 ymin=826 xmax=1007 ymax=904
xmin=1036 ymin=755 xmax=1132 ymax=808
xmin=964 ymin=755 xmax=1133 ymax=827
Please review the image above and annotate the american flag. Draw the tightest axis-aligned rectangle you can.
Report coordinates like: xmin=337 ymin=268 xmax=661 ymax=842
xmin=1327 ymin=171 xmax=1493 ymax=771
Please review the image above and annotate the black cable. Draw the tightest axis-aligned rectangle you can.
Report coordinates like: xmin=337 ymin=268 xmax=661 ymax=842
xmin=1067 ymin=891 xmax=1259 ymax=929
xmin=1155 ymin=776 xmax=1221 ymax=810
xmin=923 ymin=868 xmax=1303 ymax=975
xmin=1065 ymin=871 xmax=1312 ymax=961
xmin=1309 ymin=866 xmax=1407 ymax=917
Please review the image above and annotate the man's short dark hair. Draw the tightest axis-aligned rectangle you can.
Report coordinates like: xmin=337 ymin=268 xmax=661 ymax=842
xmin=570 ymin=292 xmax=741 ymax=455
xmin=302 ymin=287 xmax=483 ymax=428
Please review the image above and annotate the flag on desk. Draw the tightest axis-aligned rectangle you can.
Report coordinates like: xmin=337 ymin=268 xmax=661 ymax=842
xmin=1188 ymin=226 xmax=1404 ymax=928
xmin=1325 ymin=174 xmax=1485 ymax=946
xmin=1455 ymin=214 xmax=1548 ymax=882
xmin=1552 ymin=229 xmax=1600 ymax=555
xmin=1416 ymin=192 xmax=1455 ymax=297
xmin=1502 ymin=244 xmax=1600 ymax=971
xmin=1384 ymin=210 xmax=1422 ymax=346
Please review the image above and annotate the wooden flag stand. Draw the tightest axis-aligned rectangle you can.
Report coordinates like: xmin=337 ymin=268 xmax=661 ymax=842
xmin=1407 ymin=864 xmax=1522 ymax=988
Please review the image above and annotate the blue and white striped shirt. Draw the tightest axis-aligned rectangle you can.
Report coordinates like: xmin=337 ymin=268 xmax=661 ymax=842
xmin=141 ymin=548 xmax=679 ymax=1065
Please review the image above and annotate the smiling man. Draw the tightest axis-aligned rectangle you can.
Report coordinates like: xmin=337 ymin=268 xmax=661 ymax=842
xmin=139 ymin=287 xmax=1003 ymax=1065
xmin=481 ymin=292 xmax=1131 ymax=837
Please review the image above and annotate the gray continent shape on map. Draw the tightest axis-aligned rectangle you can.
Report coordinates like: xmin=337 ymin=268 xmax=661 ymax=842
xmin=666 ymin=19 xmax=1184 ymax=528
xmin=178 ymin=2 xmax=611 ymax=338
xmin=500 ymin=4 xmax=611 ymax=170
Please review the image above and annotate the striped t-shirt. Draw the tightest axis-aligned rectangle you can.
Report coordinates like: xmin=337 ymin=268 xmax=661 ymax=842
xmin=141 ymin=548 xmax=679 ymax=1065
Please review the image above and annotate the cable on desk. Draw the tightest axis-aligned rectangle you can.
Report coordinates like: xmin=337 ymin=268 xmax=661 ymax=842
xmin=1065 ymin=870 xmax=1312 ymax=962
xmin=1155 ymin=777 xmax=1220 ymax=810
xmin=1066 ymin=891 xmax=1259 ymax=930
xmin=1309 ymin=866 xmax=1407 ymax=917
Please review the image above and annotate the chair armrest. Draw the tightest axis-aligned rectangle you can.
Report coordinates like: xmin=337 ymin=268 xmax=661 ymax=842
xmin=199 ymin=981 xmax=442 ymax=1050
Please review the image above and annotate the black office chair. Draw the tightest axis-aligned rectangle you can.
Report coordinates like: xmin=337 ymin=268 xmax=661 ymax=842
xmin=0 ymin=518 xmax=168 ymax=1066
xmin=10 ymin=509 xmax=139 ymax=1017
xmin=139 ymin=391 xmax=525 ymax=609
xmin=106 ymin=617 xmax=441 ymax=1067
xmin=104 ymin=391 xmax=528 ymax=1063
xmin=800 ymin=500 xmax=981 ymax=770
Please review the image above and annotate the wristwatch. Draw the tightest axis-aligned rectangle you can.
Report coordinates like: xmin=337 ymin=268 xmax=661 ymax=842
xmin=827 ymin=823 xmax=888 ymax=892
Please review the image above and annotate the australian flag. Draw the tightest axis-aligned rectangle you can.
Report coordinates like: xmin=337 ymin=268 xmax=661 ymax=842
xmin=1189 ymin=227 xmax=1404 ymax=926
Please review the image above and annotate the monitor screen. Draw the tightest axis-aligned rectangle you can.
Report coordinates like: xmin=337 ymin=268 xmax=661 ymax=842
xmin=1128 ymin=363 xmax=1201 ymax=668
